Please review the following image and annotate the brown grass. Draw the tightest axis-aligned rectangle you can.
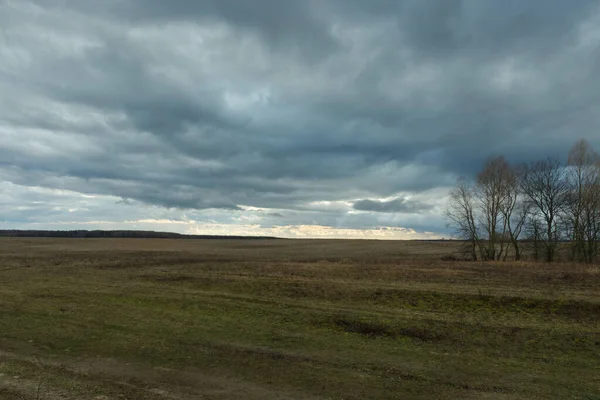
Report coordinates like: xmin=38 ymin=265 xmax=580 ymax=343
xmin=0 ymin=238 xmax=598 ymax=399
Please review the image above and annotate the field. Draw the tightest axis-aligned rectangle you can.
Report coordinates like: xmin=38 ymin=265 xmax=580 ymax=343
xmin=0 ymin=238 xmax=598 ymax=399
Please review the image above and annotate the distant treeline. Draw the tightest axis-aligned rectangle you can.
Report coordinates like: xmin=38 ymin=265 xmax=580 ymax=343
xmin=0 ymin=230 xmax=277 ymax=240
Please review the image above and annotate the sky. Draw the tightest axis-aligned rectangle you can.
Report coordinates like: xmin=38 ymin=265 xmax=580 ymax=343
xmin=1 ymin=0 xmax=600 ymax=239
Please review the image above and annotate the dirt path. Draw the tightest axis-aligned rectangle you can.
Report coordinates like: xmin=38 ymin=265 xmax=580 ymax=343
xmin=0 ymin=343 xmax=320 ymax=400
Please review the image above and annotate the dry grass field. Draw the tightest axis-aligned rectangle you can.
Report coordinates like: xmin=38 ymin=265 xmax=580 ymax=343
xmin=0 ymin=238 xmax=598 ymax=399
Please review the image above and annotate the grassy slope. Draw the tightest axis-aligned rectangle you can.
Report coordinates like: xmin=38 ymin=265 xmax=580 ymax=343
xmin=0 ymin=238 xmax=598 ymax=399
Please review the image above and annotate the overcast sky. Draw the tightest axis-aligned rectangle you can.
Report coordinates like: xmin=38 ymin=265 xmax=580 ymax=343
xmin=1 ymin=0 xmax=600 ymax=239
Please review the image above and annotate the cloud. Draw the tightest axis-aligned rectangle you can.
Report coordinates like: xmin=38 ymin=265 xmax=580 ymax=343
xmin=353 ymin=198 xmax=433 ymax=213
xmin=1 ymin=0 xmax=600 ymax=237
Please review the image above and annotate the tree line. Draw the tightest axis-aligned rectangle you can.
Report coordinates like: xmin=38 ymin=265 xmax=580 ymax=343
xmin=0 ymin=230 xmax=277 ymax=240
xmin=446 ymin=139 xmax=600 ymax=263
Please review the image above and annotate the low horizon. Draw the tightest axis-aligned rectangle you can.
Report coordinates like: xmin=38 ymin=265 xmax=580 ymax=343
xmin=0 ymin=228 xmax=454 ymax=241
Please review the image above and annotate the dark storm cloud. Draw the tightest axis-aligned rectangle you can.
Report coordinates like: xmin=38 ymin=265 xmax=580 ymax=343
xmin=2 ymin=0 xmax=600 ymax=234
xmin=26 ymin=0 xmax=339 ymax=61
xmin=353 ymin=198 xmax=433 ymax=214
xmin=337 ymin=0 xmax=596 ymax=55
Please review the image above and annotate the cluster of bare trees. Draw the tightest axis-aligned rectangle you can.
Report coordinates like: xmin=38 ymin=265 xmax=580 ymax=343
xmin=446 ymin=139 xmax=600 ymax=263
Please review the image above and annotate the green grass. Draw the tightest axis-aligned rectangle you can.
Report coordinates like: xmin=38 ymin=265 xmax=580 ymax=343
xmin=0 ymin=238 xmax=599 ymax=399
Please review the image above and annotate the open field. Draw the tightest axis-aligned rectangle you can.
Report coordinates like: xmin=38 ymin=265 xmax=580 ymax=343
xmin=0 ymin=238 xmax=598 ymax=399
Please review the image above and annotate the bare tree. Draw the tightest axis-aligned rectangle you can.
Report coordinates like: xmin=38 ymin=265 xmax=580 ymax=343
xmin=524 ymin=215 xmax=544 ymax=261
xmin=446 ymin=178 xmax=482 ymax=260
xmin=501 ymin=165 xmax=529 ymax=261
xmin=475 ymin=156 xmax=512 ymax=261
xmin=566 ymin=139 xmax=600 ymax=263
xmin=584 ymin=181 xmax=600 ymax=262
xmin=447 ymin=158 xmax=529 ymax=262
xmin=520 ymin=158 xmax=568 ymax=262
